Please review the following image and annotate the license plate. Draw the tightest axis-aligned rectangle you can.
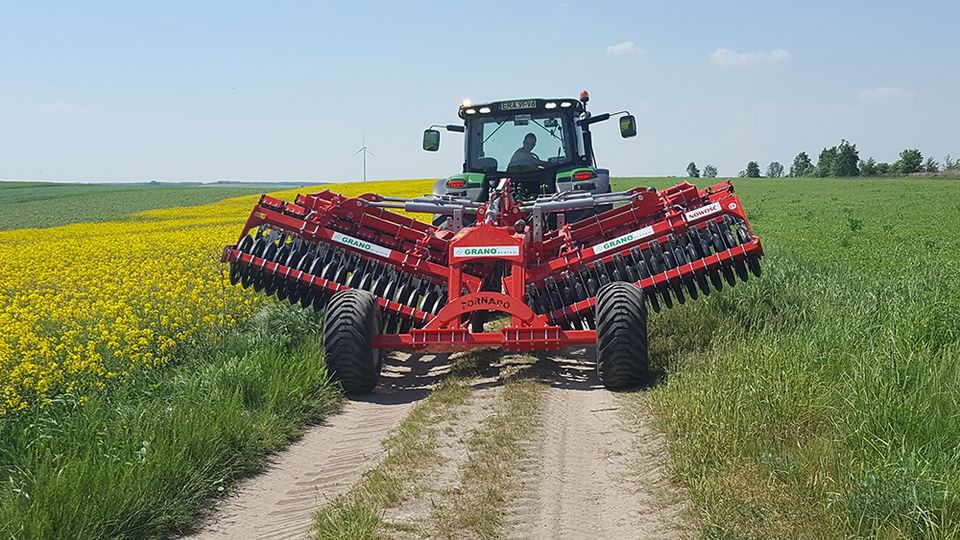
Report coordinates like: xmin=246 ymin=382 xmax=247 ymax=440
xmin=501 ymin=100 xmax=537 ymax=111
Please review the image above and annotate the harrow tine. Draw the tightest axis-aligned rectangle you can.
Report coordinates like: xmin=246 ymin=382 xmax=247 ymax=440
xmin=747 ymin=254 xmax=762 ymax=277
xmin=707 ymin=223 xmax=736 ymax=287
xmin=295 ymin=248 xmax=318 ymax=308
xmin=425 ymin=285 xmax=444 ymax=314
xmin=719 ymin=216 xmax=750 ymax=283
xmin=594 ymin=260 xmax=611 ymax=287
xmin=271 ymin=243 xmax=291 ymax=300
xmin=250 ymin=238 xmax=269 ymax=293
xmin=230 ymin=235 xmax=254 ymax=286
xmin=682 ymin=234 xmax=710 ymax=296
xmin=733 ymin=222 xmax=762 ymax=278
xmin=240 ymin=236 xmax=260 ymax=289
xmin=372 ymin=269 xmax=389 ymax=298
xmin=672 ymin=237 xmax=699 ymax=300
xmin=261 ymin=239 xmax=281 ymax=295
xmin=628 ymin=247 xmax=661 ymax=312
xmin=611 ymin=253 xmax=628 ymax=281
xmin=696 ymin=228 xmax=724 ymax=292
xmin=661 ymin=236 xmax=686 ymax=304
xmin=557 ymin=272 xmax=574 ymax=306
xmin=321 ymin=252 xmax=340 ymax=281
xmin=347 ymin=258 xmax=368 ymax=289
xmin=544 ymin=277 xmax=564 ymax=313
xmin=357 ymin=269 xmax=375 ymax=291
xmin=285 ymin=246 xmax=307 ymax=304
xmin=652 ymin=240 xmax=683 ymax=305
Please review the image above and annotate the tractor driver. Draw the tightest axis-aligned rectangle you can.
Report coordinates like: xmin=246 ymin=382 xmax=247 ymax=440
xmin=508 ymin=133 xmax=548 ymax=169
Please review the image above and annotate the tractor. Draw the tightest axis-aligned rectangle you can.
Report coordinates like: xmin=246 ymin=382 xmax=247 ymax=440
xmin=223 ymin=91 xmax=763 ymax=393
xmin=423 ymin=91 xmax=635 ymax=225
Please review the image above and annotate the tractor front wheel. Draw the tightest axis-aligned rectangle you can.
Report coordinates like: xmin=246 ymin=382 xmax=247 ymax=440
xmin=324 ymin=289 xmax=383 ymax=394
xmin=596 ymin=282 xmax=649 ymax=390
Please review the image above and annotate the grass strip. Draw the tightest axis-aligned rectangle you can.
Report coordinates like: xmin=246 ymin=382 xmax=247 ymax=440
xmin=313 ymin=377 xmax=472 ymax=540
xmin=0 ymin=306 xmax=340 ymax=540
xmin=643 ymin=253 xmax=960 ymax=539
xmin=432 ymin=378 xmax=545 ymax=539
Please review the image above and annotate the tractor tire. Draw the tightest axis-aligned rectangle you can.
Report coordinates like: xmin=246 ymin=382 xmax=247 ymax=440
xmin=596 ymin=282 xmax=649 ymax=390
xmin=323 ymin=289 xmax=383 ymax=395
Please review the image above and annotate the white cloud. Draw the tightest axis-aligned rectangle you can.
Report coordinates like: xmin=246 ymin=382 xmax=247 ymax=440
xmin=606 ymin=41 xmax=644 ymax=56
xmin=859 ymin=86 xmax=909 ymax=100
xmin=709 ymin=48 xmax=790 ymax=67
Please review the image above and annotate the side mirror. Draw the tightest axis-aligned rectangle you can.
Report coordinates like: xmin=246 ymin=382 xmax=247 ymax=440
xmin=619 ymin=115 xmax=637 ymax=138
xmin=422 ymin=129 xmax=441 ymax=152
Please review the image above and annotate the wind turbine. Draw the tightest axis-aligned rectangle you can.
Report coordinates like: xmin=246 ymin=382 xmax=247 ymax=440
xmin=353 ymin=135 xmax=375 ymax=182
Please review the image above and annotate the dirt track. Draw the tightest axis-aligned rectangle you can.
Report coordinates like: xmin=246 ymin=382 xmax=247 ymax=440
xmin=191 ymin=350 xmax=692 ymax=539
xmin=504 ymin=351 xmax=691 ymax=539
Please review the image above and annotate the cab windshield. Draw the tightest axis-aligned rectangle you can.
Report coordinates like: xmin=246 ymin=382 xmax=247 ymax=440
xmin=466 ymin=111 xmax=576 ymax=174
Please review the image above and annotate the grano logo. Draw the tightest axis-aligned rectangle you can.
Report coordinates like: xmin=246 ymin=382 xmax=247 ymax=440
xmin=592 ymin=225 xmax=654 ymax=254
xmin=331 ymin=231 xmax=393 ymax=258
xmin=453 ymin=245 xmax=520 ymax=258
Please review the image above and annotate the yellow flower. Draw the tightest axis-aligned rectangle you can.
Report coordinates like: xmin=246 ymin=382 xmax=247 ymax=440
xmin=0 ymin=179 xmax=435 ymax=414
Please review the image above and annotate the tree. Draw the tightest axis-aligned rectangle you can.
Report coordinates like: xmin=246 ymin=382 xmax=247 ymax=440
xmin=703 ymin=164 xmax=718 ymax=178
xmin=924 ymin=157 xmax=940 ymax=173
xmin=816 ymin=146 xmax=838 ymax=177
xmin=894 ymin=148 xmax=923 ymax=174
xmin=686 ymin=161 xmax=700 ymax=178
xmin=745 ymin=161 xmax=761 ymax=178
xmin=831 ymin=139 xmax=860 ymax=177
xmin=790 ymin=152 xmax=814 ymax=177
xmin=766 ymin=161 xmax=784 ymax=178
xmin=876 ymin=162 xmax=891 ymax=175
xmin=945 ymin=155 xmax=958 ymax=171
xmin=860 ymin=157 xmax=879 ymax=177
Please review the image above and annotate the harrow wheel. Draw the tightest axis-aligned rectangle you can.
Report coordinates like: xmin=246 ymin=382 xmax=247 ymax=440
xmin=596 ymin=282 xmax=649 ymax=390
xmin=323 ymin=289 xmax=383 ymax=395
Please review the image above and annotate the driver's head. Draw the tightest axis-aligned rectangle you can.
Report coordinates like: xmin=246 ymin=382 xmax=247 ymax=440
xmin=522 ymin=132 xmax=537 ymax=151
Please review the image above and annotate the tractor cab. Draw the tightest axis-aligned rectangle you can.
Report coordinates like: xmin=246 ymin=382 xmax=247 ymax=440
xmin=423 ymin=92 xmax=636 ymax=220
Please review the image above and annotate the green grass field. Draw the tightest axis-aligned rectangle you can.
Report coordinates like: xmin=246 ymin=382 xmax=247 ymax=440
xmin=0 ymin=181 xmax=267 ymax=230
xmin=0 ymin=306 xmax=339 ymax=539
xmin=611 ymin=177 xmax=960 ymax=538
xmin=2 ymin=177 xmax=957 ymax=538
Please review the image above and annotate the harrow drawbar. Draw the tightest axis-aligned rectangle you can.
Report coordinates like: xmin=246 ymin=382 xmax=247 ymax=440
xmin=224 ymin=178 xmax=763 ymax=391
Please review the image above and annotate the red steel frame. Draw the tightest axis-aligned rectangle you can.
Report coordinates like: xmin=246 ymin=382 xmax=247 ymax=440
xmin=223 ymin=180 xmax=763 ymax=354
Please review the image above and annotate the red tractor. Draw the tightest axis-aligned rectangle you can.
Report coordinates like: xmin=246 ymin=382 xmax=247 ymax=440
xmin=224 ymin=94 xmax=763 ymax=392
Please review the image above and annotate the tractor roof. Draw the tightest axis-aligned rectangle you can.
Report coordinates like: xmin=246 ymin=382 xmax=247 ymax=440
xmin=458 ymin=97 xmax=584 ymax=119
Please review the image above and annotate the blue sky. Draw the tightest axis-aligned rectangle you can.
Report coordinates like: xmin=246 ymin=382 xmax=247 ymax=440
xmin=1 ymin=0 xmax=957 ymax=182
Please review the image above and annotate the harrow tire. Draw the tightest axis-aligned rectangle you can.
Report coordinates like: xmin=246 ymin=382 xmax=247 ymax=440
xmin=323 ymin=289 xmax=383 ymax=395
xmin=596 ymin=282 xmax=649 ymax=390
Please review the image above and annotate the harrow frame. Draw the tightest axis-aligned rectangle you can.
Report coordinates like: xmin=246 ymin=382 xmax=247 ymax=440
xmin=223 ymin=178 xmax=763 ymax=390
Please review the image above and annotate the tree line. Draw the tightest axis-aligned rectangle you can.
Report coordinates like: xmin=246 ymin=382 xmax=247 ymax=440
xmin=685 ymin=142 xmax=959 ymax=179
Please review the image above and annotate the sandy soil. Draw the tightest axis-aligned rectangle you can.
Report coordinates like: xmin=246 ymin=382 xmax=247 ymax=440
xmin=189 ymin=349 xmax=693 ymax=539
xmin=188 ymin=352 xmax=445 ymax=540
xmin=504 ymin=350 xmax=693 ymax=540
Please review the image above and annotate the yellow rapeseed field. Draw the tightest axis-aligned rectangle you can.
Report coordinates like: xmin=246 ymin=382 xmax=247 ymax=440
xmin=0 ymin=179 xmax=435 ymax=414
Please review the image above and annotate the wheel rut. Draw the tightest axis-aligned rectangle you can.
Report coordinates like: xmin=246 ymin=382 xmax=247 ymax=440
xmin=188 ymin=352 xmax=443 ymax=540
xmin=504 ymin=350 xmax=693 ymax=540
xmin=189 ymin=348 xmax=693 ymax=540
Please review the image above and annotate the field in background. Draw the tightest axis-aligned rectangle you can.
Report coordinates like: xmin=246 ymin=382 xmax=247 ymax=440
xmin=0 ymin=179 xmax=435 ymax=414
xmin=0 ymin=179 xmax=434 ymax=538
xmin=0 ymin=181 xmax=271 ymax=231
xmin=612 ymin=177 xmax=960 ymax=537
